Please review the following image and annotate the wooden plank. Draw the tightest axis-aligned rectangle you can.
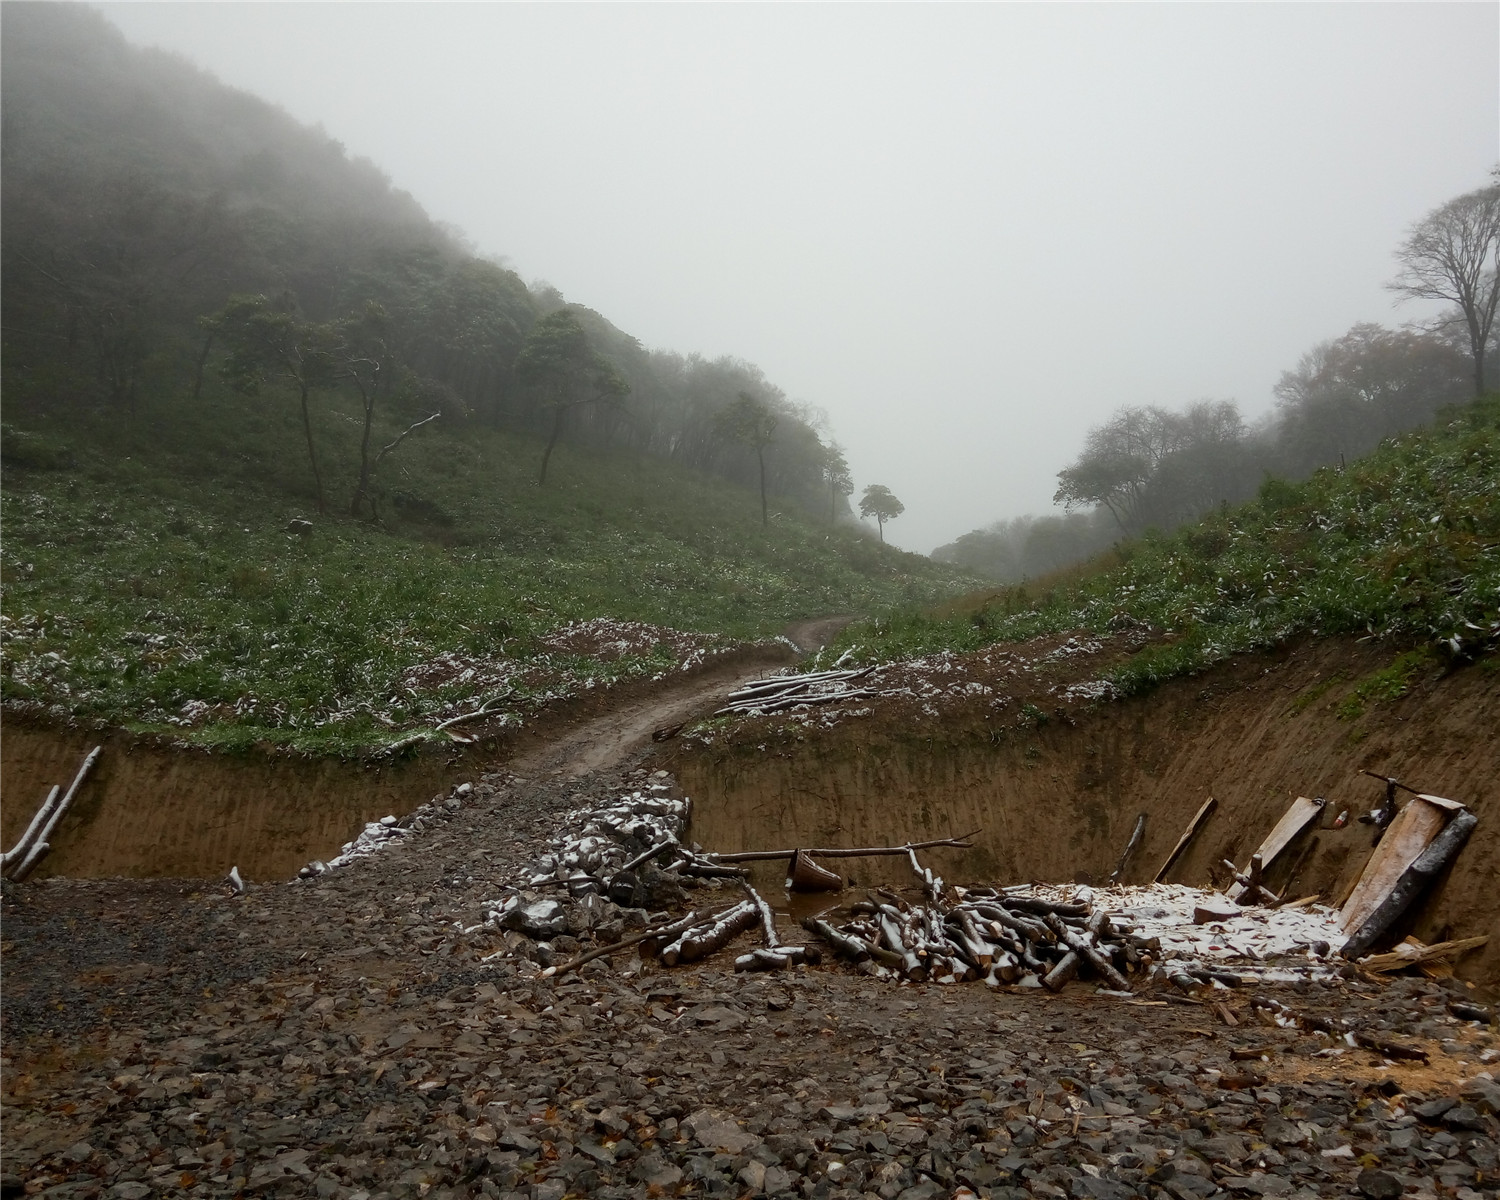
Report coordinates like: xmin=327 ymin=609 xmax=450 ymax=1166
xmin=1154 ymin=796 xmax=1217 ymax=884
xmin=1228 ymin=796 xmax=1324 ymax=901
xmin=1339 ymin=796 xmax=1455 ymax=934
xmin=1360 ymin=934 xmax=1489 ymax=974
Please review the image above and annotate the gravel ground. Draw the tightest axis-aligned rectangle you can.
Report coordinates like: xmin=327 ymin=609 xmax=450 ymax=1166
xmin=3 ymin=758 xmax=1497 ymax=1200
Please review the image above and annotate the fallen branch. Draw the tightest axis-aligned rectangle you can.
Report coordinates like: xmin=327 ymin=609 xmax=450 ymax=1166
xmin=0 ymin=785 xmax=60 ymax=875
xmin=433 ymin=690 xmax=515 ymax=733
xmin=7 ymin=745 xmax=102 ymax=883
xmin=373 ymin=411 xmax=442 ymax=469
xmin=710 ymin=831 xmax=978 ymax=865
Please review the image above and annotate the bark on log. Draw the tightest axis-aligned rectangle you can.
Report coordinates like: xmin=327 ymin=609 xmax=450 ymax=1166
xmin=878 ymin=913 xmax=926 ymax=980
xmin=1042 ymin=950 xmax=1081 ymax=992
xmin=8 ymin=745 xmax=101 ymax=883
xmin=661 ymin=901 xmax=759 ymax=966
xmin=0 ymin=785 xmax=60 ymax=875
xmin=619 ymin=839 xmax=678 ymax=874
xmin=1220 ymin=859 xmax=1280 ymax=905
xmin=803 ymin=917 xmax=903 ymax=968
xmin=741 ymin=882 xmax=780 ymax=947
xmin=1108 ymin=813 xmax=1148 ymax=886
xmin=1342 ymin=809 xmax=1478 ymax=961
xmin=991 ymin=894 xmax=1090 ymax=919
xmin=544 ymin=905 xmax=738 ymax=977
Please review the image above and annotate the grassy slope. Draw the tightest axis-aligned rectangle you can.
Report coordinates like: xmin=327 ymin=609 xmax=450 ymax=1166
xmin=827 ymin=399 xmax=1500 ymax=691
xmin=0 ymin=385 xmax=977 ymax=754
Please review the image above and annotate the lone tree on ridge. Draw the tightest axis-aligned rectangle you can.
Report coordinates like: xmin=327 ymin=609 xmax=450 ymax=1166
xmin=859 ymin=483 xmax=904 ymax=542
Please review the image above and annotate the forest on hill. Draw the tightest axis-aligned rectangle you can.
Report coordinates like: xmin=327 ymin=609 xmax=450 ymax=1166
xmin=936 ymin=178 xmax=1500 ymax=583
xmin=0 ymin=4 xmax=972 ymax=753
xmin=833 ymin=395 xmax=1500 ymax=694
xmin=0 ymin=4 xmax=857 ymax=524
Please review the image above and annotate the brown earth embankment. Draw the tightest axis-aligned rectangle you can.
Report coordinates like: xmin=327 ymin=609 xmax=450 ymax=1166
xmin=0 ymin=640 xmax=796 ymax=881
xmin=673 ymin=638 xmax=1500 ymax=984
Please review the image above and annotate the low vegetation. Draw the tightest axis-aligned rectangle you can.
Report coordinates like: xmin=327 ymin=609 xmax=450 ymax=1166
xmin=0 ymin=397 xmax=974 ymax=755
xmin=831 ymin=398 xmax=1500 ymax=694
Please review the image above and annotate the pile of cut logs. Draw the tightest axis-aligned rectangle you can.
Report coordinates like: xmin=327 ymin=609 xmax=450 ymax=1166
xmin=802 ymin=881 xmax=1158 ymax=990
xmin=714 ymin=667 xmax=879 ymax=717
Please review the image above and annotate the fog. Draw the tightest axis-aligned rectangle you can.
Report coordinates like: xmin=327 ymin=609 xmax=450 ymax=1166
xmin=100 ymin=3 xmax=1497 ymax=554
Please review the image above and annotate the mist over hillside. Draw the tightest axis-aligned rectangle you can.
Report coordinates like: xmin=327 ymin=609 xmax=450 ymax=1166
xmin=1 ymin=3 xmax=863 ymax=528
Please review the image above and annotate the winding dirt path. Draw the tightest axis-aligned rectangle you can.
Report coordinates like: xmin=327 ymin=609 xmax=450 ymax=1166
xmin=511 ymin=616 xmax=856 ymax=779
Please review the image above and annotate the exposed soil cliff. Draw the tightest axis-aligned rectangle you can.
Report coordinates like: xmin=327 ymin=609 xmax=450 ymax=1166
xmin=673 ymin=637 xmax=1499 ymax=984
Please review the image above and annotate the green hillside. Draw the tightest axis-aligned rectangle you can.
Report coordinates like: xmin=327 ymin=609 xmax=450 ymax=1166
xmin=0 ymin=398 xmax=971 ymax=754
xmin=828 ymin=398 xmax=1500 ymax=691
xmin=0 ymin=4 xmax=977 ymax=753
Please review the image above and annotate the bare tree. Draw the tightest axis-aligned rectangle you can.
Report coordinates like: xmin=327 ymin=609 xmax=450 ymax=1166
xmin=1388 ymin=177 xmax=1500 ymax=397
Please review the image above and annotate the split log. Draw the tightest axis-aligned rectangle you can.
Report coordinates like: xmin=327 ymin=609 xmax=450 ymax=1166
xmin=1342 ymin=809 xmax=1478 ymax=961
xmin=1154 ymin=796 xmax=1217 ymax=883
xmin=660 ymin=901 xmax=759 ymax=966
xmin=1107 ymin=813 xmax=1147 ymax=886
xmin=1357 ymin=934 xmax=1488 ymax=974
xmin=710 ymin=832 xmax=978 ymax=865
xmin=7 ymin=745 xmax=102 ymax=883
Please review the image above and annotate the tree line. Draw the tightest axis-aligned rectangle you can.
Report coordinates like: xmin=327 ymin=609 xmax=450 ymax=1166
xmin=938 ymin=174 xmax=1500 ymax=580
xmin=0 ymin=4 xmax=866 ymax=530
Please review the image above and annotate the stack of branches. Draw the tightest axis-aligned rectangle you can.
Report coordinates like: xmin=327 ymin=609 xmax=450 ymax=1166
xmin=802 ymin=865 xmax=1162 ymax=991
xmin=715 ymin=667 xmax=879 ymax=717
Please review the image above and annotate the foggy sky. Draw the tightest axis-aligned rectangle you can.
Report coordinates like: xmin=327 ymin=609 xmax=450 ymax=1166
xmin=101 ymin=3 xmax=1499 ymax=554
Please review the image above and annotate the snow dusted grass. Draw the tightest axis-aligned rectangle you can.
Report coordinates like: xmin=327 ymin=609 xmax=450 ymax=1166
xmin=834 ymin=397 xmax=1500 ymax=693
xmin=0 ymin=418 xmax=974 ymax=753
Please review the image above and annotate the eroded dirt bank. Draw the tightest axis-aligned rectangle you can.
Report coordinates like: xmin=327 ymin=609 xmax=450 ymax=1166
xmin=0 ymin=642 xmax=795 ymax=882
xmin=674 ymin=638 xmax=1500 ymax=985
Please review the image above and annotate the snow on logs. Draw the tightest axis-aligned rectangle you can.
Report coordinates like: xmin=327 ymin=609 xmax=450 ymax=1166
xmin=714 ymin=666 xmax=879 ymax=717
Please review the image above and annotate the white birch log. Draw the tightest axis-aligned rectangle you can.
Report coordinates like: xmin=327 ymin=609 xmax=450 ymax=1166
xmin=9 ymin=745 xmax=102 ymax=883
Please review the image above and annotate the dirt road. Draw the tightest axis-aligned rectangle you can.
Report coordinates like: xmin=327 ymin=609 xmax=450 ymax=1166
xmin=2 ymin=622 xmax=1495 ymax=1200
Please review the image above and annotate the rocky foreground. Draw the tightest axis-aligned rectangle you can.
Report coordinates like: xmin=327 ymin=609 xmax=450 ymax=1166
xmin=3 ymin=764 xmax=1497 ymax=1200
